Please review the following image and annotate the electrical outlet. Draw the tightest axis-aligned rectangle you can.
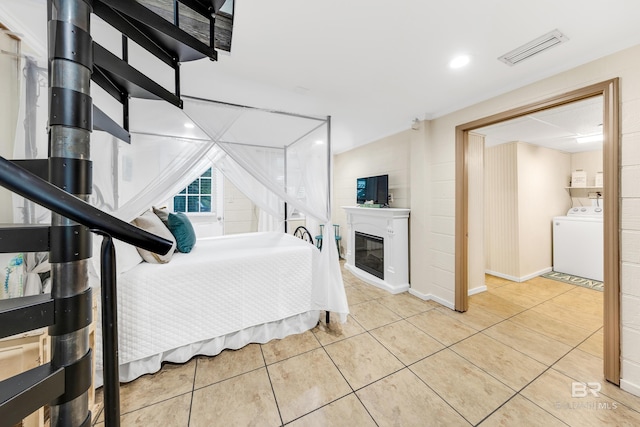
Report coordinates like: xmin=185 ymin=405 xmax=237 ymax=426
xmin=388 ymin=193 xmax=394 ymax=203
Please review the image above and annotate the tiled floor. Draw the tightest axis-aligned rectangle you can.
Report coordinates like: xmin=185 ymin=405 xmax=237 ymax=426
xmin=92 ymin=267 xmax=640 ymax=426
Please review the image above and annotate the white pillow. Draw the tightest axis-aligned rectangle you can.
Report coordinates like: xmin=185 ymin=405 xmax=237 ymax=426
xmin=131 ymin=210 xmax=176 ymax=263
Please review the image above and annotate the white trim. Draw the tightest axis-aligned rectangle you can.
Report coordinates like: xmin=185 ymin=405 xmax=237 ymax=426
xmin=468 ymin=285 xmax=487 ymax=296
xmin=485 ymin=267 xmax=552 ymax=283
xmin=0 ymin=3 xmax=46 ymax=60
xmin=621 ymin=379 xmax=640 ymax=398
xmin=345 ymin=263 xmax=409 ymax=294
xmin=408 ymin=288 xmax=455 ymax=310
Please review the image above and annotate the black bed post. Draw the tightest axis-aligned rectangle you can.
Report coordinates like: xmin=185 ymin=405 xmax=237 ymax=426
xmin=48 ymin=0 xmax=94 ymax=426
xmin=326 ymin=115 xmax=332 ymax=325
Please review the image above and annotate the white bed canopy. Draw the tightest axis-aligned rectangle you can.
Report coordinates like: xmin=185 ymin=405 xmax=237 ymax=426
xmin=9 ymin=66 xmax=348 ymax=319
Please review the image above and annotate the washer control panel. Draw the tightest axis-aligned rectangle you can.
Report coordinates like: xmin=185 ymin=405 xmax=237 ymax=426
xmin=567 ymin=206 xmax=604 ymax=216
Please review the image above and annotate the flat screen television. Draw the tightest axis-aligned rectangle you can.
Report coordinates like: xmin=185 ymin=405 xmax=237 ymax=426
xmin=357 ymin=174 xmax=389 ymax=206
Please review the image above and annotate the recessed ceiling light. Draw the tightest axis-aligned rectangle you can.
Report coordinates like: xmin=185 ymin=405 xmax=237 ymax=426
xmin=314 ymin=140 xmax=324 ymax=145
xmin=576 ymin=134 xmax=603 ymax=144
xmin=449 ymin=55 xmax=470 ymax=69
xmin=184 ymin=122 xmax=195 ymax=129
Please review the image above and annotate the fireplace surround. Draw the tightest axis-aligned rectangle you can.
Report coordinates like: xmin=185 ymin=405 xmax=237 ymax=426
xmin=343 ymin=207 xmax=410 ymax=294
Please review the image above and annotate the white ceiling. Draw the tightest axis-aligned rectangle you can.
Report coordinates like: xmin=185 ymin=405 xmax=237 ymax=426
xmin=475 ymin=95 xmax=604 ymax=153
xmin=2 ymin=0 xmax=640 ymax=153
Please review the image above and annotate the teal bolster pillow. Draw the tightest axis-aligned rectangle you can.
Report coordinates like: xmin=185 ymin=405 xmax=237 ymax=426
xmin=167 ymin=213 xmax=196 ymax=253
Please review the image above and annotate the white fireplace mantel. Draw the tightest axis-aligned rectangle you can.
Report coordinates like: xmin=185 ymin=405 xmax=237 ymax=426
xmin=343 ymin=206 xmax=410 ymax=294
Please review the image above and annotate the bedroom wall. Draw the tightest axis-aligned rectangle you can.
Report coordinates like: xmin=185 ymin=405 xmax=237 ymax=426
xmin=332 ymin=129 xmax=412 ymax=256
xmin=223 ymin=179 xmax=258 ymax=235
xmin=419 ymin=43 xmax=640 ymax=395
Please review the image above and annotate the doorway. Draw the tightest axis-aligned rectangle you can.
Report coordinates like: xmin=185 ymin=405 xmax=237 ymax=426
xmin=454 ymin=79 xmax=620 ymax=384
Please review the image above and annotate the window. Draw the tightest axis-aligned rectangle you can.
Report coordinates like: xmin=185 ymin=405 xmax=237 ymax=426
xmin=173 ymin=168 xmax=214 ymax=213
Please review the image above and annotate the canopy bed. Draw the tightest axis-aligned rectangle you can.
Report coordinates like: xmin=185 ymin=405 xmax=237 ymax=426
xmin=86 ymin=96 xmax=348 ymax=384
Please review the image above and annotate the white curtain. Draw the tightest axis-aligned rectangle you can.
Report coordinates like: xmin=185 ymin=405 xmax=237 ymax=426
xmin=183 ymin=97 xmax=348 ymax=321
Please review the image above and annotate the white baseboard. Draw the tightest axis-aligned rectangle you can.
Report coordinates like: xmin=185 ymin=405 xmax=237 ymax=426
xmin=621 ymin=379 xmax=640 ymax=398
xmin=485 ymin=267 xmax=552 ymax=283
xmin=408 ymin=288 xmax=455 ymax=310
xmin=468 ymin=285 xmax=487 ymax=296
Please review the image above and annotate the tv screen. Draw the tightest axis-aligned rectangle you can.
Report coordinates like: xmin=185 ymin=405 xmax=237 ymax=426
xmin=357 ymin=175 xmax=389 ymax=205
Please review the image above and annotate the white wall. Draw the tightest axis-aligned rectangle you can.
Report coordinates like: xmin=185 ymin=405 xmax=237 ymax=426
xmin=223 ymin=179 xmax=258 ymax=235
xmin=333 ymin=129 xmax=412 ymax=257
xmin=570 ymin=150 xmax=604 ymax=206
xmin=421 ymin=44 xmax=640 ymax=395
xmin=467 ymin=133 xmax=485 ymax=292
xmin=341 ymin=43 xmax=640 ymax=393
xmin=0 ymin=31 xmax=20 ymax=222
xmin=517 ymin=142 xmax=571 ymax=277
xmin=484 ymin=143 xmax=519 ymax=278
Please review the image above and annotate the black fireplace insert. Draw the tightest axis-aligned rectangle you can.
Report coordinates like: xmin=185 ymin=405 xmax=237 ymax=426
xmin=355 ymin=231 xmax=384 ymax=279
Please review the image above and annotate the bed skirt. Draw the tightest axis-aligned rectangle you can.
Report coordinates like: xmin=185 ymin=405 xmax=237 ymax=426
xmin=95 ymin=310 xmax=320 ymax=387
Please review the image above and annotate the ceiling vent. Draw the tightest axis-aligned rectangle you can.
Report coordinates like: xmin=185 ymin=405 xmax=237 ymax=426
xmin=498 ymin=29 xmax=569 ymax=66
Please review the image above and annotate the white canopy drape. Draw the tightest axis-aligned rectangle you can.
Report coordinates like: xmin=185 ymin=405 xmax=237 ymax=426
xmin=89 ymin=96 xmax=348 ymax=321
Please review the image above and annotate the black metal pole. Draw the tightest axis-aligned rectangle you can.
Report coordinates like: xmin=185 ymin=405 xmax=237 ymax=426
xmin=98 ymin=234 xmax=121 ymax=427
xmin=48 ymin=1 xmax=93 ymax=425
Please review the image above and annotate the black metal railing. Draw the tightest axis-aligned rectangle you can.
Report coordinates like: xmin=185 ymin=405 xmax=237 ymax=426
xmin=0 ymin=156 xmax=172 ymax=427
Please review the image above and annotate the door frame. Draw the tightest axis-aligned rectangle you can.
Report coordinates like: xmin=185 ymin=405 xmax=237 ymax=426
xmin=454 ymin=79 xmax=620 ymax=384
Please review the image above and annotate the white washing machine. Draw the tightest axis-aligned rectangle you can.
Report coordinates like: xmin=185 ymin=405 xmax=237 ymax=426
xmin=552 ymin=206 xmax=603 ymax=281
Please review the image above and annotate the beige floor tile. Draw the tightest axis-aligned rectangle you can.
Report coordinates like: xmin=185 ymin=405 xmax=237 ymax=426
xmin=354 ymin=280 xmax=392 ymax=300
xmin=525 ymin=276 xmax=576 ymax=294
xmin=345 ymin=286 xmax=372 ymax=306
xmin=117 ymin=359 xmax=196 ymax=414
xmin=190 ymin=368 xmax=280 ymax=427
xmin=531 ymin=301 xmax=602 ymax=331
xmin=553 ymin=348 xmax=640 ymax=412
xmin=268 ymin=348 xmax=351 ymax=423
xmin=577 ymin=330 xmax=603 ymax=358
xmin=509 ymin=310 xmax=593 ymax=347
xmin=95 ymin=393 xmax=191 ymax=427
xmin=484 ymin=275 xmax=513 ymax=290
xmin=377 ymin=292 xmax=438 ymax=318
xmin=550 ymin=292 xmax=603 ymax=316
xmin=483 ymin=320 xmax=573 ymax=366
xmin=407 ymin=309 xmax=479 ymax=346
xmin=489 ymin=286 xmax=548 ymax=308
xmin=287 ymin=394 xmax=377 ymax=427
xmin=194 ymin=343 xmax=264 ymax=389
xmin=469 ymin=292 xmax=528 ymax=318
xmin=411 ymin=349 xmax=514 ymax=425
xmin=370 ymin=320 xmax=444 ymax=365
xmin=551 ymin=287 xmax=603 ymax=305
xmin=478 ymin=394 xmax=567 ymax=427
xmin=435 ymin=306 xmax=505 ymax=330
xmin=349 ymin=300 xmax=402 ymax=330
xmin=325 ymin=333 xmax=403 ymax=390
xmin=452 ymin=333 xmax=547 ymax=390
xmin=357 ymin=369 xmax=470 ymax=427
xmin=502 ymin=279 xmax=574 ymax=300
xmin=522 ymin=369 xmax=640 ymax=426
xmin=261 ymin=330 xmax=320 ymax=364
xmin=312 ymin=314 xmax=366 ymax=345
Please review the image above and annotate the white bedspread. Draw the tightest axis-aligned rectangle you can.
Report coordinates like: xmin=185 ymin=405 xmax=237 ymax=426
xmin=95 ymin=232 xmax=331 ymax=385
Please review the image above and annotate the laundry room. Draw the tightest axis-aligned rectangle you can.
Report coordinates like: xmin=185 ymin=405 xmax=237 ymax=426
xmin=473 ymin=95 xmax=604 ymax=286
